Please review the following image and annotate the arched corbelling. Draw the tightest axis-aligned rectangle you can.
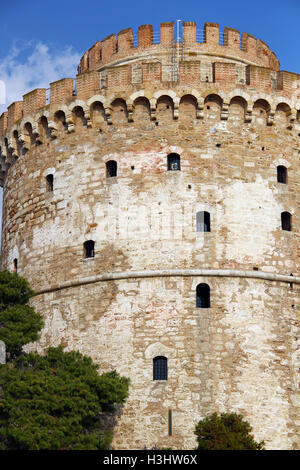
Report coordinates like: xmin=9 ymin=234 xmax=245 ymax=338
xmin=50 ymin=104 xmax=70 ymax=122
xmin=228 ymin=96 xmax=248 ymax=122
xmin=19 ymin=115 xmax=36 ymax=131
xmin=36 ymin=109 xmax=50 ymax=120
xmin=108 ymin=94 xmax=129 ymax=108
xmin=179 ymin=93 xmax=198 ymax=104
xmin=111 ymin=97 xmax=128 ymax=114
xmin=72 ymin=105 xmax=88 ymax=126
xmin=87 ymin=94 xmax=107 ymax=108
xmin=179 ymin=94 xmax=198 ymax=119
xmin=250 ymin=94 xmax=272 ymax=109
xmin=132 ymin=96 xmax=151 ymax=118
xmin=127 ymin=90 xmax=146 ymax=106
xmin=229 ymin=96 xmax=248 ymax=106
xmin=253 ymin=98 xmax=271 ymax=111
xmin=90 ymin=100 xmax=106 ymax=125
xmin=153 ymin=90 xmax=180 ymax=107
xmin=227 ymin=89 xmax=250 ymax=103
xmin=178 ymin=90 xmax=202 ymax=107
xmin=190 ymin=89 xmax=203 ymax=105
xmin=10 ymin=124 xmax=20 ymax=139
xmin=273 ymin=96 xmax=293 ymax=109
xmin=204 ymin=93 xmax=224 ymax=106
xmin=68 ymin=99 xmax=88 ymax=114
xmin=202 ymin=89 xmax=226 ymax=104
xmin=275 ymin=102 xmax=291 ymax=115
xmin=133 ymin=95 xmax=151 ymax=107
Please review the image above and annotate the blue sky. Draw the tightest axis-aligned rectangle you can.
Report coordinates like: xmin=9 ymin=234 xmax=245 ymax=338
xmin=0 ymin=0 xmax=300 ymax=112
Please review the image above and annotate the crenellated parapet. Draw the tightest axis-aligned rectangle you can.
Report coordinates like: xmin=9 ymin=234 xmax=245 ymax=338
xmin=77 ymin=21 xmax=281 ymax=74
xmin=0 ymin=20 xmax=299 ymax=185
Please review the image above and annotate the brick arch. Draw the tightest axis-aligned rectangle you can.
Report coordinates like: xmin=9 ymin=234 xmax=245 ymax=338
xmin=153 ymin=90 xmax=179 ymax=107
xmin=179 ymin=94 xmax=198 ymax=120
xmin=202 ymin=90 xmax=226 ymax=104
xmin=227 ymin=89 xmax=250 ymax=104
xmin=68 ymin=99 xmax=88 ymax=115
xmin=250 ymin=94 xmax=272 ymax=110
xmin=132 ymin=96 xmax=151 ymax=119
xmin=87 ymin=94 xmax=107 ymax=108
xmin=127 ymin=91 xmax=147 ymax=106
xmin=49 ymin=104 xmax=70 ymax=123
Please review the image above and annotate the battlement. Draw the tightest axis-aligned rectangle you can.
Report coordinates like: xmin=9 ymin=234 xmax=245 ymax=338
xmin=77 ymin=21 xmax=280 ymax=74
xmin=0 ymin=20 xmax=299 ymax=140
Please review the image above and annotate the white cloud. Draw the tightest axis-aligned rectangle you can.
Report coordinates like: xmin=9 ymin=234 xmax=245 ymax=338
xmin=0 ymin=41 xmax=81 ymax=242
xmin=0 ymin=40 xmax=81 ymax=114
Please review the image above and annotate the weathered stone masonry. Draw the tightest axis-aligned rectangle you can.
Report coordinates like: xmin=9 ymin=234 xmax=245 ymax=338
xmin=0 ymin=20 xmax=299 ymax=449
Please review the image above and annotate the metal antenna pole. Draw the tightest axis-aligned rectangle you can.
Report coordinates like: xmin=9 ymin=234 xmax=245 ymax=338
xmin=176 ymin=19 xmax=181 ymax=81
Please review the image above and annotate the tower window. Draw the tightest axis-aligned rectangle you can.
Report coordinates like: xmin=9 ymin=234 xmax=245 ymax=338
xmin=84 ymin=240 xmax=95 ymax=258
xmin=167 ymin=153 xmax=181 ymax=171
xmin=196 ymin=283 xmax=210 ymax=308
xmin=13 ymin=258 xmax=18 ymax=273
xmin=46 ymin=174 xmax=54 ymax=192
xmin=277 ymin=165 xmax=287 ymax=184
xmin=153 ymin=356 xmax=168 ymax=380
xmin=106 ymin=160 xmax=117 ymax=178
xmin=281 ymin=212 xmax=291 ymax=231
xmin=196 ymin=211 xmax=210 ymax=232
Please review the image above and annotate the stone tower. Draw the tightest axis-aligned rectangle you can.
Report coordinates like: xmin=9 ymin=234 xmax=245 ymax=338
xmin=0 ymin=21 xmax=299 ymax=449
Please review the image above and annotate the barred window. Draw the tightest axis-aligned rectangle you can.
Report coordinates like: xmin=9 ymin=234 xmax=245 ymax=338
xmin=153 ymin=356 xmax=168 ymax=380
xmin=196 ymin=283 xmax=210 ymax=308
xmin=196 ymin=211 xmax=210 ymax=232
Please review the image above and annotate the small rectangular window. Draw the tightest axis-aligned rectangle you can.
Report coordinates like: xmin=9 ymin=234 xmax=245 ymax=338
xmin=46 ymin=174 xmax=54 ymax=192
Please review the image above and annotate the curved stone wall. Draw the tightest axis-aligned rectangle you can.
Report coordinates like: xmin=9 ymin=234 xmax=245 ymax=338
xmin=0 ymin=21 xmax=299 ymax=449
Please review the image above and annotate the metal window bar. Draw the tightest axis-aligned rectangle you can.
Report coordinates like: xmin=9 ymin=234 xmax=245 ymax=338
xmin=153 ymin=356 xmax=168 ymax=380
xmin=196 ymin=211 xmax=210 ymax=232
xmin=196 ymin=284 xmax=210 ymax=308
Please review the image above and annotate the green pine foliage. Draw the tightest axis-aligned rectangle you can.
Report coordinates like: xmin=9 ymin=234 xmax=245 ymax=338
xmin=0 ymin=271 xmax=43 ymax=357
xmin=195 ymin=412 xmax=265 ymax=450
xmin=0 ymin=346 xmax=130 ymax=450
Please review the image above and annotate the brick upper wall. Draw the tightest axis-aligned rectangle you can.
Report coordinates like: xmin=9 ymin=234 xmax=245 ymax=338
xmin=77 ymin=21 xmax=280 ymax=74
xmin=1 ymin=20 xmax=300 ymax=137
